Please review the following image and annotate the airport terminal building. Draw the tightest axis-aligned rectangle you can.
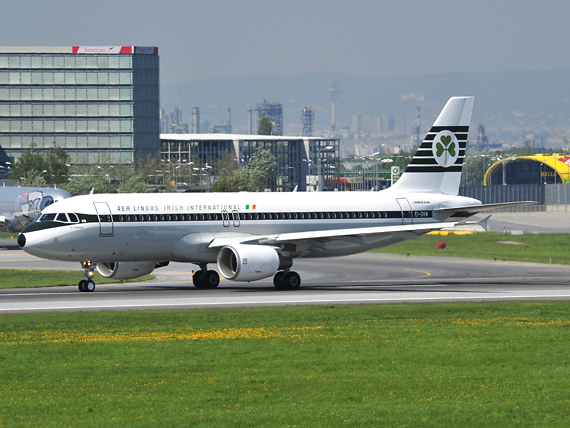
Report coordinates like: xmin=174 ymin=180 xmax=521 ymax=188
xmin=160 ymin=134 xmax=341 ymax=192
xmin=0 ymin=46 xmax=160 ymax=164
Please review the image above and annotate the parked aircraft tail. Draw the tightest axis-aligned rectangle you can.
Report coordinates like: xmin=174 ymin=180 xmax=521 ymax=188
xmin=389 ymin=96 xmax=474 ymax=195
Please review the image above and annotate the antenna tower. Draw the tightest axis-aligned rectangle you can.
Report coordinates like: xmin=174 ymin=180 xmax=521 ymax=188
xmin=327 ymin=77 xmax=341 ymax=133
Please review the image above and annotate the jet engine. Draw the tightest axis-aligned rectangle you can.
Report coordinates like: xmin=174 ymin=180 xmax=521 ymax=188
xmin=217 ymin=244 xmax=291 ymax=282
xmin=96 ymin=261 xmax=169 ymax=280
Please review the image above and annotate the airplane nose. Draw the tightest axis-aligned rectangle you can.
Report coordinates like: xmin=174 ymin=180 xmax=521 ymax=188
xmin=17 ymin=233 xmax=26 ymax=248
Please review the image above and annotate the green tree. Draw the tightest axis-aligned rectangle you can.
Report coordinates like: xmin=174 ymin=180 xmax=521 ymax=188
xmin=119 ymin=175 xmax=151 ymax=193
xmin=134 ymin=153 xmax=162 ymax=187
xmin=236 ymin=149 xmax=276 ymax=191
xmin=19 ymin=170 xmax=47 ymax=187
xmin=44 ymin=144 xmax=70 ymax=185
xmin=63 ymin=167 xmax=117 ymax=196
xmin=10 ymin=143 xmax=46 ymax=181
xmin=10 ymin=143 xmax=70 ymax=185
xmin=258 ymin=117 xmax=274 ymax=136
xmin=211 ymin=150 xmax=240 ymax=192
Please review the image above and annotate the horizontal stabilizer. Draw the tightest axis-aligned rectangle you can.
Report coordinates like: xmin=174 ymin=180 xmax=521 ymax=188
xmin=434 ymin=201 xmax=536 ymax=221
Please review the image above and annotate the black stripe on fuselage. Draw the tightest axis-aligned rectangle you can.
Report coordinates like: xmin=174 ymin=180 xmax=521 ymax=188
xmin=21 ymin=209 xmax=434 ymax=232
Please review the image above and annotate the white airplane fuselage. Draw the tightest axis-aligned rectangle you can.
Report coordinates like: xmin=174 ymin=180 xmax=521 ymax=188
xmin=20 ymin=190 xmax=480 ymax=264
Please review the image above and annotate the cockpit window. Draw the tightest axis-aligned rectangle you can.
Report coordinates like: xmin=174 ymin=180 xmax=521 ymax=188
xmin=56 ymin=213 xmax=69 ymax=222
xmin=39 ymin=213 xmax=56 ymax=222
xmin=68 ymin=213 xmax=79 ymax=223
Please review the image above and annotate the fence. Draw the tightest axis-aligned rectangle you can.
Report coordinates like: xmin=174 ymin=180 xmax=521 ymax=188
xmin=459 ymin=183 xmax=570 ymax=211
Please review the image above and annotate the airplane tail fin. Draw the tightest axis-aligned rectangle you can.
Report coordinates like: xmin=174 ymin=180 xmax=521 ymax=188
xmin=389 ymin=96 xmax=474 ymax=195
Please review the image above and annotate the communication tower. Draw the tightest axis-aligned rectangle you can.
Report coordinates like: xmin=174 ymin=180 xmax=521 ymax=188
xmin=301 ymin=106 xmax=314 ymax=137
xmin=327 ymin=77 xmax=341 ymax=133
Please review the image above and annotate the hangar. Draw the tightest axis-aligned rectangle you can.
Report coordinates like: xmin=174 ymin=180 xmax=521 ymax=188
xmin=484 ymin=154 xmax=570 ymax=185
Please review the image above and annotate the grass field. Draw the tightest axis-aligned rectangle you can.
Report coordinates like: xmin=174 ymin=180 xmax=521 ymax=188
xmin=375 ymin=232 xmax=570 ymax=265
xmin=1 ymin=302 xmax=569 ymax=427
xmin=0 ymin=270 xmax=154 ymax=289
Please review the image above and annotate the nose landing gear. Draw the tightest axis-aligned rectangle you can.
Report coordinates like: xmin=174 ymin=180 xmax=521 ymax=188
xmin=79 ymin=261 xmax=96 ymax=292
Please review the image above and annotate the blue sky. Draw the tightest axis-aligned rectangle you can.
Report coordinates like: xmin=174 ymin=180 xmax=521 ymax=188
xmin=2 ymin=0 xmax=570 ymax=84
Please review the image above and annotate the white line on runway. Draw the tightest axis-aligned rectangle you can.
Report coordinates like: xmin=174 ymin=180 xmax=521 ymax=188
xmin=2 ymin=293 xmax=570 ymax=312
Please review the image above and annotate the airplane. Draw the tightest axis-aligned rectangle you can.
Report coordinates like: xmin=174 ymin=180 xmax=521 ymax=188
xmin=17 ymin=97 xmax=532 ymax=292
xmin=0 ymin=186 xmax=71 ymax=233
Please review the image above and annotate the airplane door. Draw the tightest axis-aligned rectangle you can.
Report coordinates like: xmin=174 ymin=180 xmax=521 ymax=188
xmin=221 ymin=210 xmax=230 ymax=227
xmin=93 ymin=202 xmax=114 ymax=236
xmin=396 ymin=198 xmax=413 ymax=225
xmin=232 ymin=210 xmax=240 ymax=227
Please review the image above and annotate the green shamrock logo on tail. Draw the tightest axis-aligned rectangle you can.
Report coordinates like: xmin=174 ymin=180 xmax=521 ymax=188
xmin=432 ymin=131 xmax=459 ymax=167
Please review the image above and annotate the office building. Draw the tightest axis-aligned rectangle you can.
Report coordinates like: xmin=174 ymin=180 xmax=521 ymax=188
xmin=0 ymin=46 xmax=160 ymax=164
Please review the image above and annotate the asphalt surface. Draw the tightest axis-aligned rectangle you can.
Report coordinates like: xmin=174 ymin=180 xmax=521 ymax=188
xmin=1 ymin=250 xmax=570 ymax=313
xmin=1 ymin=211 xmax=569 ymax=313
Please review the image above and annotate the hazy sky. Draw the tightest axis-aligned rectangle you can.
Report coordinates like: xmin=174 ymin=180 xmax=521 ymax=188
xmin=2 ymin=0 xmax=570 ymax=84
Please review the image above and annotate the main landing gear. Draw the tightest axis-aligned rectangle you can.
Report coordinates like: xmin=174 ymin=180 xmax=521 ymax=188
xmin=79 ymin=261 xmax=96 ymax=292
xmin=193 ymin=264 xmax=220 ymax=289
xmin=273 ymin=270 xmax=301 ymax=290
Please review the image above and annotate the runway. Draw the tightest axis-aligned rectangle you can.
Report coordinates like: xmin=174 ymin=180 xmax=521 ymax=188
xmin=2 ymin=249 xmax=570 ymax=313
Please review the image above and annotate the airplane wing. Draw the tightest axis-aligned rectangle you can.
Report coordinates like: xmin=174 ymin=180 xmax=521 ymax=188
xmin=434 ymin=201 xmax=536 ymax=220
xmin=208 ymin=221 xmax=457 ymax=250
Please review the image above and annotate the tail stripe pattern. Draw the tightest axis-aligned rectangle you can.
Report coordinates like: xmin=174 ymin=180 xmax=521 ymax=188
xmin=404 ymin=126 xmax=469 ymax=173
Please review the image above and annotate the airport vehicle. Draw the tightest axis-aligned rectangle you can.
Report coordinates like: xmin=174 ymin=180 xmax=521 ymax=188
xmin=17 ymin=97 xmax=528 ymax=292
xmin=0 ymin=186 xmax=71 ymax=233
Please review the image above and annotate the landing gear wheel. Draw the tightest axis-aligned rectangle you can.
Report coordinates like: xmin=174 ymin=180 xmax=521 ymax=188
xmin=78 ymin=279 xmax=87 ymax=292
xmin=274 ymin=271 xmax=301 ymax=290
xmin=193 ymin=270 xmax=219 ymax=289
xmin=273 ymin=271 xmax=285 ymax=289
xmin=85 ymin=280 xmax=95 ymax=292
xmin=203 ymin=270 xmax=220 ymax=289
xmin=192 ymin=270 xmax=205 ymax=288
xmin=282 ymin=271 xmax=301 ymax=290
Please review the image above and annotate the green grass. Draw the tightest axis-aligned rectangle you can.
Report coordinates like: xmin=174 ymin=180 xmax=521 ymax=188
xmin=1 ymin=302 xmax=569 ymax=427
xmin=0 ymin=232 xmax=16 ymax=239
xmin=375 ymin=232 xmax=570 ymax=265
xmin=0 ymin=270 xmax=154 ymax=289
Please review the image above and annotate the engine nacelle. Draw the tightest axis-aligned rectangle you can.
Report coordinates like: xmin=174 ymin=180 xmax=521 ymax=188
xmin=96 ymin=261 xmax=159 ymax=280
xmin=217 ymin=244 xmax=286 ymax=282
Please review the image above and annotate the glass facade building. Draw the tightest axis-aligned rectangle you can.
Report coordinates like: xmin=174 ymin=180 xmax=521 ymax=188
xmin=160 ymin=134 xmax=341 ymax=192
xmin=0 ymin=46 xmax=160 ymax=164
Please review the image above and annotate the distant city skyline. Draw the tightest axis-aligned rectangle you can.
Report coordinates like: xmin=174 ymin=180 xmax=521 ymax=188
xmin=2 ymin=0 xmax=570 ymax=84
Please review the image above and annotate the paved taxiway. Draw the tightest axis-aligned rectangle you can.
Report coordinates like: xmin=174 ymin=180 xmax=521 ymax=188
xmin=1 ymin=246 xmax=570 ymax=313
